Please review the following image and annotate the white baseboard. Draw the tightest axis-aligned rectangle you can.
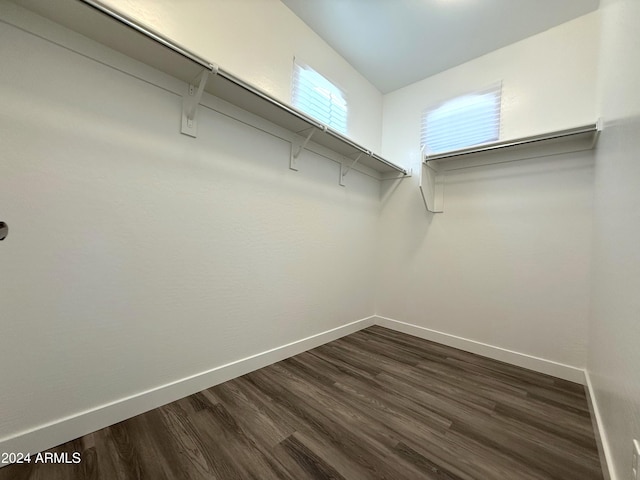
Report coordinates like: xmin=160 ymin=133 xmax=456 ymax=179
xmin=373 ymin=316 xmax=586 ymax=384
xmin=0 ymin=316 xmax=375 ymax=461
xmin=584 ymin=370 xmax=616 ymax=480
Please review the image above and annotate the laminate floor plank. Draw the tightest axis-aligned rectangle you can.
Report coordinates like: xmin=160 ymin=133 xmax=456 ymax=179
xmin=0 ymin=326 xmax=604 ymax=480
xmin=153 ymin=404 xmax=218 ymax=480
xmin=393 ymin=362 xmax=594 ymax=442
xmin=391 ymin=441 xmax=470 ymax=480
xmin=492 ymin=403 xmax=600 ymax=452
xmin=449 ymin=413 xmax=599 ymax=480
xmin=245 ymin=368 xmax=424 ymax=480
xmin=284 ymin=431 xmax=376 ymax=480
xmin=212 ymin=382 xmax=294 ymax=448
xmin=194 ymin=402 xmax=292 ymax=480
xmin=278 ymin=434 xmax=347 ymax=480
xmin=400 ymin=431 xmax=549 ymax=480
xmin=336 ymin=334 xmax=426 ymax=367
xmin=362 ymin=327 xmax=571 ymax=395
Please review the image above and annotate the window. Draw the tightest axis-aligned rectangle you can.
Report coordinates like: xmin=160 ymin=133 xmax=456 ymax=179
xmin=421 ymin=83 xmax=502 ymax=155
xmin=292 ymin=60 xmax=348 ymax=135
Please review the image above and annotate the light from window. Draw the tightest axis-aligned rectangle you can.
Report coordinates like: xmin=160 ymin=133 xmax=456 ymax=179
xmin=421 ymin=83 xmax=502 ymax=155
xmin=292 ymin=60 xmax=348 ymax=135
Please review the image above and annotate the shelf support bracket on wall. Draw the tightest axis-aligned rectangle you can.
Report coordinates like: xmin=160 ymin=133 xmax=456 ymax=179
xmin=420 ymin=146 xmax=444 ymax=213
xmin=290 ymin=128 xmax=321 ymax=170
xmin=339 ymin=152 xmax=365 ymax=186
xmin=419 ymin=162 xmax=444 ymax=213
xmin=181 ymin=65 xmax=217 ymax=138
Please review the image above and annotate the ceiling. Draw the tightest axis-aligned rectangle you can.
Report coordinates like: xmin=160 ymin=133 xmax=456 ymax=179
xmin=281 ymin=0 xmax=599 ymax=94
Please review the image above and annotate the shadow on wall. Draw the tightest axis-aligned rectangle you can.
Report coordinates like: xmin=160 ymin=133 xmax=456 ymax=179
xmin=442 ymin=154 xmax=595 ymax=186
xmin=380 ymin=171 xmax=435 ymax=262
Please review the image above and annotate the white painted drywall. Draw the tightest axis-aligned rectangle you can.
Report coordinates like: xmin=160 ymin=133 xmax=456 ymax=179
xmin=377 ymin=13 xmax=600 ymax=369
xmin=97 ymin=0 xmax=383 ymax=151
xmin=0 ymin=4 xmax=379 ymax=448
xmin=588 ymin=0 xmax=640 ymax=478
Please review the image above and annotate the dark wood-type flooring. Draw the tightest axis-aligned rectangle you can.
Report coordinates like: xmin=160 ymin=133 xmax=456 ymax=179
xmin=0 ymin=326 xmax=603 ymax=479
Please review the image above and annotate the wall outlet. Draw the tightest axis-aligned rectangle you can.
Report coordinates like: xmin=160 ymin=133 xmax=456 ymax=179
xmin=633 ymin=439 xmax=640 ymax=480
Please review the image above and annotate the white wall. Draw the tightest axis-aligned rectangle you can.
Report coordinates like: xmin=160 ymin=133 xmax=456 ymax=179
xmin=98 ymin=0 xmax=383 ymax=151
xmin=588 ymin=0 xmax=640 ymax=478
xmin=377 ymin=13 xmax=599 ymax=372
xmin=0 ymin=3 xmax=379 ymax=453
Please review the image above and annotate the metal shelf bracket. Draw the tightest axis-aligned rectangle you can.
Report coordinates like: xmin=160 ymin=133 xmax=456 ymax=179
xmin=290 ymin=128 xmax=322 ymax=171
xmin=181 ymin=66 xmax=217 ymax=137
xmin=419 ymin=161 xmax=444 ymax=213
xmin=339 ymin=152 xmax=366 ymax=186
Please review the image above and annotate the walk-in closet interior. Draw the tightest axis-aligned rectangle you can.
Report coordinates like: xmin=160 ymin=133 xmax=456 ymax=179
xmin=1 ymin=0 xmax=639 ymax=479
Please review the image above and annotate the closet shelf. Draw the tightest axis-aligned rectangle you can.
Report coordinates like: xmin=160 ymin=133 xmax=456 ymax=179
xmin=423 ymin=122 xmax=601 ymax=171
xmin=419 ymin=122 xmax=601 ymax=214
xmin=16 ymin=0 xmax=408 ymax=177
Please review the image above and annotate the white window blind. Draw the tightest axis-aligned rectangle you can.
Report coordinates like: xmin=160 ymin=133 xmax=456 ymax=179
xmin=421 ymin=83 xmax=502 ymax=155
xmin=292 ymin=60 xmax=348 ymax=135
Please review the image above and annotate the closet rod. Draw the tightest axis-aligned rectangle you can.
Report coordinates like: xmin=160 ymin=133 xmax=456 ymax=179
xmin=424 ymin=122 xmax=600 ymax=163
xmin=79 ymin=0 xmax=409 ymax=176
